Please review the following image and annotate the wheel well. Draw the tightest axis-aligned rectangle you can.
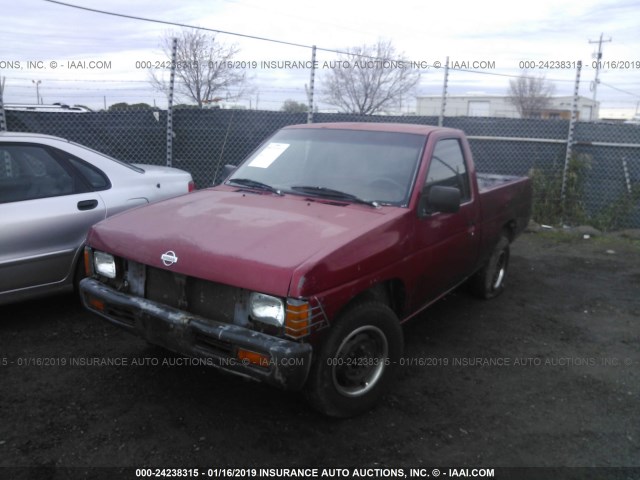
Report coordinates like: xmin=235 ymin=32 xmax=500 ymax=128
xmin=347 ymin=280 xmax=406 ymax=319
xmin=71 ymin=247 xmax=87 ymax=292
xmin=503 ymin=220 xmax=517 ymax=242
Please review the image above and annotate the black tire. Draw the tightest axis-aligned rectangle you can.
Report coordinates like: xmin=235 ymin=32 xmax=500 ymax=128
xmin=305 ymin=301 xmax=403 ymax=418
xmin=470 ymin=235 xmax=510 ymax=299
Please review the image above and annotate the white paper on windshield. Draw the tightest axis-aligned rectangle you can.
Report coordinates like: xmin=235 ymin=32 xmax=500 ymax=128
xmin=248 ymin=143 xmax=290 ymax=168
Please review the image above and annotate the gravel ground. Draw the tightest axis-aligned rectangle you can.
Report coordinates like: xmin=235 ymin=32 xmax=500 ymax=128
xmin=1 ymin=231 xmax=639 ymax=479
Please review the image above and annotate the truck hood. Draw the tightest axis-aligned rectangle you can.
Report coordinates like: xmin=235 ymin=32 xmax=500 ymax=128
xmin=86 ymin=188 xmax=407 ymax=297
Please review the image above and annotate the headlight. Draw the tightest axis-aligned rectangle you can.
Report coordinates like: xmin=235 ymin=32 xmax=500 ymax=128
xmin=249 ymin=292 xmax=285 ymax=327
xmin=94 ymin=251 xmax=116 ymax=279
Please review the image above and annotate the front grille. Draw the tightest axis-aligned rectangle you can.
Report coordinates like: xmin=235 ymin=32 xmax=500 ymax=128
xmin=118 ymin=261 xmax=329 ymax=339
xmin=193 ymin=332 xmax=234 ymax=356
xmin=134 ymin=264 xmax=247 ymax=325
xmin=145 ymin=266 xmax=185 ymax=308
xmin=104 ymin=305 xmax=136 ymax=327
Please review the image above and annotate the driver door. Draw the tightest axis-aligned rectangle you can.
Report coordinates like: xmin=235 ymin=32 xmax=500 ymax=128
xmin=410 ymin=137 xmax=480 ymax=310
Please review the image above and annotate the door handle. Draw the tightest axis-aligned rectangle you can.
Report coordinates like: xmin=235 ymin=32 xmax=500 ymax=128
xmin=77 ymin=199 xmax=98 ymax=211
xmin=468 ymin=219 xmax=477 ymax=236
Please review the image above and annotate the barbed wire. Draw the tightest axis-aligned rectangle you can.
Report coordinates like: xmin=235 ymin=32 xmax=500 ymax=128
xmin=0 ymin=1 xmax=628 ymax=114
xmin=600 ymin=82 xmax=640 ymax=99
xmin=44 ymin=0 xmax=589 ymax=84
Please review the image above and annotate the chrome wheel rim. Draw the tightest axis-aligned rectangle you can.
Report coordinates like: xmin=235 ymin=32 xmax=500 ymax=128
xmin=492 ymin=251 xmax=507 ymax=291
xmin=332 ymin=325 xmax=389 ymax=397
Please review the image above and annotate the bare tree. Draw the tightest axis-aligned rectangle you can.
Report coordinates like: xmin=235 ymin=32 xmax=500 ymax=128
xmin=322 ymin=40 xmax=421 ymax=115
xmin=150 ymin=29 xmax=247 ymax=108
xmin=507 ymin=71 xmax=556 ymax=118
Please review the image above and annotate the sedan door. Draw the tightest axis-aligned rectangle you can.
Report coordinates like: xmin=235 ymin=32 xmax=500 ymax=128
xmin=0 ymin=144 xmax=106 ymax=296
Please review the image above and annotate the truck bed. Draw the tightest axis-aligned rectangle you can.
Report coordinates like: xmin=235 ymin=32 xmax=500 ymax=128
xmin=477 ymin=173 xmax=526 ymax=193
xmin=476 ymin=172 xmax=533 ymax=260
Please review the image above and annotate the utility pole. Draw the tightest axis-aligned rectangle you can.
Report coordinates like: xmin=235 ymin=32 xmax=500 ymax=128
xmin=1 ymin=76 xmax=7 ymax=132
xmin=438 ymin=56 xmax=449 ymax=127
xmin=307 ymin=45 xmax=316 ymax=124
xmin=32 ymin=80 xmax=42 ymax=105
xmin=588 ymin=33 xmax=611 ymax=120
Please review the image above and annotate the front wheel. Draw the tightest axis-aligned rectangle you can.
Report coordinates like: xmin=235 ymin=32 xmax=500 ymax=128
xmin=470 ymin=235 xmax=510 ymax=299
xmin=305 ymin=301 xmax=403 ymax=418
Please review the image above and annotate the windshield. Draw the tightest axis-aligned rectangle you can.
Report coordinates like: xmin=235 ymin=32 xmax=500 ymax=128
xmin=227 ymin=128 xmax=425 ymax=206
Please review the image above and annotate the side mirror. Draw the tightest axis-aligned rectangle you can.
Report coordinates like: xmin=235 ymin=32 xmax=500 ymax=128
xmin=419 ymin=185 xmax=461 ymax=216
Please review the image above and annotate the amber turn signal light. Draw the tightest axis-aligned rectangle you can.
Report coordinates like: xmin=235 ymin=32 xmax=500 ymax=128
xmin=236 ymin=348 xmax=270 ymax=368
xmin=87 ymin=296 xmax=105 ymax=312
xmin=285 ymin=301 xmax=310 ymax=338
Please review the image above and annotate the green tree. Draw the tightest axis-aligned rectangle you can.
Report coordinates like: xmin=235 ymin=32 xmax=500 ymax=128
xmin=108 ymin=102 xmax=130 ymax=111
xmin=108 ymin=102 xmax=153 ymax=111
xmin=281 ymin=99 xmax=308 ymax=113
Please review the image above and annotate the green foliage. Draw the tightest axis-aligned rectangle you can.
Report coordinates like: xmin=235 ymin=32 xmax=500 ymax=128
xmin=530 ymin=154 xmax=640 ymax=231
xmin=530 ymin=154 xmax=589 ymax=226
xmin=107 ymin=102 xmax=130 ymax=111
xmin=590 ymin=184 xmax=640 ymax=232
xmin=129 ymin=103 xmax=154 ymax=110
xmin=281 ymin=99 xmax=308 ymax=113
xmin=108 ymin=102 xmax=154 ymax=111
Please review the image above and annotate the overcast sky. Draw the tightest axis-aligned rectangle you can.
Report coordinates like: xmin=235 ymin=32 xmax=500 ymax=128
xmin=1 ymin=0 xmax=639 ymax=117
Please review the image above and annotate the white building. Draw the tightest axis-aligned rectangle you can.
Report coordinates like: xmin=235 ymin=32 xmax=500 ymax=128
xmin=416 ymin=95 xmax=599 ymax=121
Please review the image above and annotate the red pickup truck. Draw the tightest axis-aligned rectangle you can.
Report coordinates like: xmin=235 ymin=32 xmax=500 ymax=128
xmin=80 ymin=123 xmax=532 ymax=417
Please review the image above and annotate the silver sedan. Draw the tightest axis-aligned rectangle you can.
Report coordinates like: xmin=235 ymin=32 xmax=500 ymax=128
xmin=0 ymin=131 xmax=195 ymax=305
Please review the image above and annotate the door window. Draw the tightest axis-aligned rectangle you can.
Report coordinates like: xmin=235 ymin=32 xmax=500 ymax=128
xmin=0 ymin=145 xmax=76 ymax=203
xmin=66 ymin=155 xmax=110 ymax=190
xmin=425 ymin=139 xmax=471 ymax=202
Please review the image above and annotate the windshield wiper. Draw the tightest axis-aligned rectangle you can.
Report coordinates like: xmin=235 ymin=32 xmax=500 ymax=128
xmin=227 ymin=178 xmax=283 ymax=196
xmin=290 ymin=185 xmax=379 ymax=208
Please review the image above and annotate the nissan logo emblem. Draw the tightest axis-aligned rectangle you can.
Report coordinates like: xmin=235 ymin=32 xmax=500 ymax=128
xmin=161 ymin=250 xmax=179 ymax=266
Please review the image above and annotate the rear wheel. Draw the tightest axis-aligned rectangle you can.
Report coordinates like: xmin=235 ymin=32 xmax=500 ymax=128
xmin=305 ymin=301 xmax=403 ymax=418
xmin=470 ymin=235 xmax=510 ymax=299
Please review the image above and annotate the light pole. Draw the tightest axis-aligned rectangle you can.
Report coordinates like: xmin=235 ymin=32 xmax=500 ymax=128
xmin=32 ymin=80 xmax=41 ymax=104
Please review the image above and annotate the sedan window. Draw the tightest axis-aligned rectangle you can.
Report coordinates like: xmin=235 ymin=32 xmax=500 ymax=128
xmin=0 ymin=146 xmax=76 ymax=203
xmin=66 ymin=155 xmax=110 ymax=190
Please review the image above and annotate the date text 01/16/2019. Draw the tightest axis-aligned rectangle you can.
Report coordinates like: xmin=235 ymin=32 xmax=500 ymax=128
xmin=519 ymin=59 xmax=640 ymax=69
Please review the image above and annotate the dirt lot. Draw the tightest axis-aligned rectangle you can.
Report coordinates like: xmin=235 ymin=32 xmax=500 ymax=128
xmin=1 ymin=231 xmax=639 ymax=477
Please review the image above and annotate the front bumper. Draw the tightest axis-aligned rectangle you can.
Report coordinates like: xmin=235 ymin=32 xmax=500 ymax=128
xmin=79 ymin=278 xmax=312 ymax=390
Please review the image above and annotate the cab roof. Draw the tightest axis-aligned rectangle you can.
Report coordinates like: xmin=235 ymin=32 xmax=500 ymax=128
xmin=284 ymin=122 xmax=461 ymax=136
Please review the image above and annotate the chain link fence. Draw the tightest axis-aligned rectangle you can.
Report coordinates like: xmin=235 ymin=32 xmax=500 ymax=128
xmin=2 ymin=0 xmax=639 ymax=229
xmin=3 ymin=107 xmax=640 ymax=229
